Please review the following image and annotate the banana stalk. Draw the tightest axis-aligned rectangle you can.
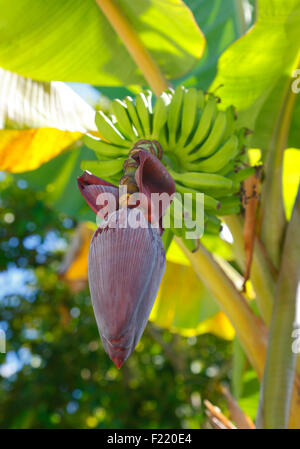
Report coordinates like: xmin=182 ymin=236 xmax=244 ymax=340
xmin=257 ymin=188 xmax=300 ymax=428
xmin=95 ymin=0 xmax=168 ymax=97
xmin=260 ymin=84 xmax=297 ymax=269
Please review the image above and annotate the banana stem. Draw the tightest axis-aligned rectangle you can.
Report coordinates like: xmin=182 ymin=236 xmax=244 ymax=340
xmin=290 ymin=371 xmax=300 ymax=428
xmin=225 ymin=215 xmax=275 ymax=325
xmin=175 ymin=236 xmax=267 ymax=380
xmin=260 ymin=82 xmax=297 ymax=269
xmin=257 ymin=188 xmax=300 ymax=428
xmin=95 ymin=0 xmax=169 ymax=96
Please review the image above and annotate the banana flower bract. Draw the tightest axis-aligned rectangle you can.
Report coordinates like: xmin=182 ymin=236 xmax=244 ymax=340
xmin=78 ymin=150 xmax=175 ymax=368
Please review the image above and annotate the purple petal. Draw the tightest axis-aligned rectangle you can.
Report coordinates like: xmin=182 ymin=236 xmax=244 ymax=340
xmin=88 ymin=208 xmax=166 ymax=368
xmin=77 ymin=171 xmax=119 ymax=217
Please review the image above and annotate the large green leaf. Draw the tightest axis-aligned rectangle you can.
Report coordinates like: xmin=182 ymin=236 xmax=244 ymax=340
xmin=210 ymin=0 xmax=300 ymax=132
xmin=99 ymin=0 xmax=248 ymax=102
xmin=238 ymin=370 xmax=260 ymax=421
xmin=180 ymin=0 xmax=251 ymax=89
xmin=0 ymin=0 xmax=204 ymax=85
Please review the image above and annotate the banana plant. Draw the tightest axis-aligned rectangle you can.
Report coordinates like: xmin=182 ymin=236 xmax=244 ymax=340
xmin=0 ymin=0 xmax=300 ymax=429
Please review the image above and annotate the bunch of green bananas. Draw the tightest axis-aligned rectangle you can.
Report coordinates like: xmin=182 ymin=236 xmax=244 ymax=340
xmin=82 ymin=86 xmax=255 ymax=245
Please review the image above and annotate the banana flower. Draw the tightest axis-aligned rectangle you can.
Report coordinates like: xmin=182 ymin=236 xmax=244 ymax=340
xmin=78 ymin=150 xmax=175 ymax=368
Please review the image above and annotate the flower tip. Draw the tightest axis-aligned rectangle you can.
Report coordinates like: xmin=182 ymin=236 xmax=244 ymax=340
xmin=101 ymin=334 xmax=131 ymax=369
xmin=106 ymin=348 xmax=127 ymax=369
xmin=112 ymin=357 xmax=124 ymax=370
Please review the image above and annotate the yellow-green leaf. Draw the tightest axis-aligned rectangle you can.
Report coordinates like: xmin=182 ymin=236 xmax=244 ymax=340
xmin=210 ymin=0 xmax=300 ymax=156
xmin=0 ymin=0 xmax=205 ymax=85
xmin=0 ymin=129 xmax=81 ymax=173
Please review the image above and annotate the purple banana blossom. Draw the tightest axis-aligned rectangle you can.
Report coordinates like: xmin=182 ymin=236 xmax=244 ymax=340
xmin=77 ymin=150 xmax=175 ymax=368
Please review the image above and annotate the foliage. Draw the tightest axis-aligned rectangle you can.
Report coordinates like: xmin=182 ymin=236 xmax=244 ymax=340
xmin=0 ymin=0 xmax=204 ymax=85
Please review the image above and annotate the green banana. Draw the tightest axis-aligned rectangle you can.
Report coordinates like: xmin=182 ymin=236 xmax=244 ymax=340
xmin=210 ymin=177 xmax=242 ymax=198
xmin=165 ymin=200 xmax=183 ymax=237
xmin=216 ymin=159 xmax=236 ymax=176
xmin=80 ymin=158 xmax=125 ymax=178
xmin=198 ymin=89 xmax=205 ymax=110
xmin=185 ymin=135 xmax=239 ymax=173
xmin=203 ymin=194 xmax=220 ymax=212
xmin=158 ymin=125 xmax=169 ymax=149
xmin=151 ymin=94 xmax=169 ymax=140
xmin=228 ymin=166 xmax=257 ymax=183
xmin=82 ymin=86 xmax=249 ymax=239
xmin=84 ymin=135 xmax=129 ymax=158
xmin=177 ymin=87 xmax=198 ymax=146
xmin=189 ymin=90 xmax=206 ymax=145
xmin=95 ymin=111 xmax=128 ymax=146
xmin=217 ymin=196 xmax=242 ymax=216
xmin=185 ymin=89 xmax=205 ymax=140
xmin=168 ymin=168 xmax=233 ymax=193
xmin=144 ymin=89 xmax=153 ymax=110
xmin=181 ymin=95 xmax=218 ymax=155
xmin=205 ymin=215 xmax=222 ymax=234
xmin=175 ymin=183 xmax=220 ymax=212
xmin=124 ymin=96 xmax=144 ymax=137
xmin=221 ymin=106 xmax=236 ymax=143
xmin=135 ymin=92 xmax=151 ymax=137
xmin=167 ymin=85 xmax=185 ymax=147
xmin=171 ymin=197 xmax=204 ymax=240
xmin=236 ymin=127 xmax=251 ymax=151
xmin=188 ymin=110 xmax=227 ymax=160
xmin=235 ymin=129 xmax=253 ymax=168
xmin=111 ymin=99 xmax=136 ymax=140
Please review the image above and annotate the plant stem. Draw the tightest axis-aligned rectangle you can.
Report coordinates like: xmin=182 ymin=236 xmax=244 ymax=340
xmin=95 ymin=0 xmax=169 ymax=96
xmin=175 ymin=236 xmax=267 ymax=380
xmin=289 ymin=373 xmax=300 ymax=428
xmin=260 ymin=84 xmax=297 ymax=269
xmin=225 ymin=215 xmax=275 ymax=325
xmin=257 ymin=188 xmax=300 ymax=428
